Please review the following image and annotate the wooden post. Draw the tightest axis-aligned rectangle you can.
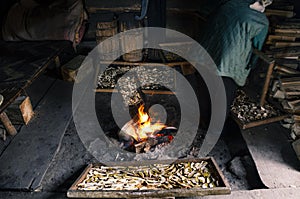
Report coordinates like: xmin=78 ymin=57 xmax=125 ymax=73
xmin=0 ymin=112 xmax=17 ymax=136
xmin=260 ymin=61 xmax=275 ymax=107
xmin=252 ymin=49 xmax=276 ymax=107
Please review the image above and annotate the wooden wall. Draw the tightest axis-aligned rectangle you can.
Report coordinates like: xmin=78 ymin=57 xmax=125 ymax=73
xmin=83 ymin=0 xmax=220 ymax=42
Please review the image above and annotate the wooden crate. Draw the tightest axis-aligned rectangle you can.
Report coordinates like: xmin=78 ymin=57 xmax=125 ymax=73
xmin=67 ymin=157 xmax=231 ymax=198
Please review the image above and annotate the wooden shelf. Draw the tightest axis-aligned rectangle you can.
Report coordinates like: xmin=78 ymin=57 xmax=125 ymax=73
xmin=99 ymin=60 xmax=192 ymax=67
xmin=95 ymin=88 xmax=175 ymax=95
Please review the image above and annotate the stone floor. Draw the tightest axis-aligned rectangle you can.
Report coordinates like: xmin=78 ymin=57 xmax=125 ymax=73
xmin=0 ymin=74 xmax=299 ymax=198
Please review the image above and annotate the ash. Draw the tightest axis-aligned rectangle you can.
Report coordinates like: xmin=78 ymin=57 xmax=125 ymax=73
xmin=231 ymin=90 xmax=279 ymax=123
xmin=133 ymin=137 xmax=189 ymax=161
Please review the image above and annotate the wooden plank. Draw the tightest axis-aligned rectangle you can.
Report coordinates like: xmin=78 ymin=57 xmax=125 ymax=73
xmin=274 ymin=65 xmax=300 ymax=75
xmin=0 ymin=41 xmax=73 ymax=113
xmin=0 ymin=112 xmax=17 ymax=136
xmin=2 ymin=188 xmax=300 ymax=199
xmin=274 ymin=29 xmax=300 ymax=35
xmin=268 ymin=35 xmax=297 ymax=42
xmin=241 ymin=115 xmax=288 ymax=129
xmin=268 ymin=47 xmax=300 ymax=58
xmin=260 ymin=61 xmax=275 ymax=106
xmin=95 ymin=88 xmax=175 ymax=95
xmin=99 ymin=60 xmax=191 ymax=67
xmin=275 ymin=60 xmax=299 ymax=70
xmin=269 ymin=5 xmax=295 ymax=11
xmin=0 ymin=76 xmax=55 ymax=161
xmin=5 ymin=96 xmax=34 ymax=125
xmin=281 ymin=77 xmax=300 ymax=85
xmin=274 ymin=42 xmax=300 ymax=48
xmin=242 ymin=123 xmax=300 ymax=188
xmin=274 ymin=33 xmax=300 ymax=38
xmin=0 ymin=83 xmax=25 ymax=114
xmin=0 ymin=191 xmax=69 ymax=199
xmin=265 ymin=9 xmax=295 ymax=18
xmin=25 ymin=75 xmax=56 ymax=109
xmin=0 ymin=80 xmax=73 ymax=190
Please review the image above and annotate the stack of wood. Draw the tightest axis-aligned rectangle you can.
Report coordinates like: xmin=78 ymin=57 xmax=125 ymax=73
xmin=265 ymin=0 xmax=300 ymax=62
xmin=264 ymin=0 xmax=300 ymax=159
xmin=272 ymin=77 xmax=300 ymax=159
xmin=272 ymin=77 xmax=300 ymax=108
xmin=265 ymin=0 xmax=296 ymax=18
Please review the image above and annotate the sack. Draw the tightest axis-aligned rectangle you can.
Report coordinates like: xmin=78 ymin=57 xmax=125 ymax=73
xmin=2 ymin=0 xmax=87 ymax=46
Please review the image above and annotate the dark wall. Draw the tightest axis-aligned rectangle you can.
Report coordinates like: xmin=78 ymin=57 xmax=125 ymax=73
xmin=0 ymin=0 xmax=17 ymax=30
xmin=295 ymin=0 xmax=300 ymax=18
xmin=85 ymin=0 xmax=223 ymax=17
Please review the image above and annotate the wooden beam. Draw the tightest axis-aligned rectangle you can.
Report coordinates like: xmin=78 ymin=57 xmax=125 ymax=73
xmin=99 ymin=60 xmax=191 ymax=67
xmin=95 ymin=88 xmax=174 ymax=95
xmin=260 ymin=61 xmax=275 ymax=107
xmin=0 ymin=112 xmax=17 ymax=136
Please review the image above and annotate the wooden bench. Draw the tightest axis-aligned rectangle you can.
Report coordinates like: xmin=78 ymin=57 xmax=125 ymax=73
xmin=0 ymin=41 xmax=74 ymax=136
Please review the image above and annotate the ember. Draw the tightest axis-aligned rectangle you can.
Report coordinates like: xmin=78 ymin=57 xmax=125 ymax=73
xmin=119 ymin=104 xmax=176 ymax=153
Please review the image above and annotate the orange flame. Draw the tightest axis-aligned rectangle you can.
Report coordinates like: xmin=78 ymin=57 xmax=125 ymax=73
xmin=127 ymin=104 xmax=166 ymax=142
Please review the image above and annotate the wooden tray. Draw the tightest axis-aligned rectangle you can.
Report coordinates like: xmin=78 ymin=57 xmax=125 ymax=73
xmin=96 ymin=61 xmax=186 ymax=95
xmin=67 ymin=157 xmax=231 ymax=198
xmin=231 ymin=112 xmax=289 ymax=130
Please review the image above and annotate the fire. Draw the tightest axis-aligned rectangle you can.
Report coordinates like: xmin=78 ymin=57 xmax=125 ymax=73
xmin=126 ymin=104 xmax=166 ymax=142
xmin=138 ymin=105 xmax=150 ymax=127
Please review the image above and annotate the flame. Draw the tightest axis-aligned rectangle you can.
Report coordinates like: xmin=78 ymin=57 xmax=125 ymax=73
xmin=138 ymin=105 xmax=150 ymax=127
xmin=128 ymin=104 xmax=166 ymax=142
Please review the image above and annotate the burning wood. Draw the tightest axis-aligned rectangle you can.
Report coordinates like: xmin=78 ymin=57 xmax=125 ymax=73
xmin=119 ymin=104 xmax=175 ymax=153
xmin=77 ymin=161 xmax=219 ymax=191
